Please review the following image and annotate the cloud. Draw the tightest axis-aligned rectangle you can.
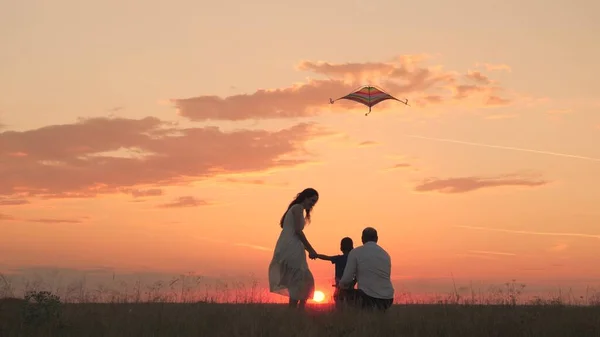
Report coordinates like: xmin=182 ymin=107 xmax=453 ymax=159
xmin=221 ymin=178 xmax=267 ymax=185
xmin=0 ymin=117 xmax=330 ymax=199
xmin=171 ymin=54 xmax=514 ymax=121
xmin=546 ymin=109 xmax=572 ymax=115
xmin=486 ymin=96 xmax=511 ymax=106
xmin=157 ymin=196 xmax=209 ymax=208
xmin=419 ymin=95 xmax=444 ymax=104
xmin=475 ymin=63 xmax=512 ymax=73
xmin=358 ymin=140 xmax=380 ymax=148
xmin=0 ymin=213 xmax=84 ymax=223
xmin=453 ymin=84 xmax=486 ymax=99
xmin=386 ymin=163 xmax=412 ymax=171
xmin=0 ymin=198 xmax=30 ymax=205
xmin=127 ymin=188 xmax=164 ymax=198
xmin=28 ymin=218 xmax=84 ymax=224
xmin=218 ymin=177 xmax=288 ymax=187
xmin=548 ymin=243 xmax=569 ymax=252
xmin=107 ymin=106 xmax=125 ymax=113
xmin=414 ymin=173 xmax=548 ymax=193
xmin=465 ymin=71 xmax=491 ymax=85
xmin=0 ymin=213 xmax=15 ymax=221
xmin=455 ymin=225 xmax=600 ymax=240
xmin=484 ymin=113 xmax=518 ymax=120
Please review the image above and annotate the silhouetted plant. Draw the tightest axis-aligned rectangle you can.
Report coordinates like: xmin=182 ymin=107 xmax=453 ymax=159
xmin=22 ymin=290 xmax=62 ymax=326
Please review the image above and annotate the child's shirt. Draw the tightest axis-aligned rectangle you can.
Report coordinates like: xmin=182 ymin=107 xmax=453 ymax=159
xmin=331 ymin=254 xmax=349 ymax=285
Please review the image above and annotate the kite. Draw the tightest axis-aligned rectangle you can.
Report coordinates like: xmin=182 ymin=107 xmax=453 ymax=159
xmin=329 ymin=85 xmax=409 ymax=116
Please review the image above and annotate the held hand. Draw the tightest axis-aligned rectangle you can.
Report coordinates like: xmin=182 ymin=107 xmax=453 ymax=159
xmin=308 ymin=250 xmax=318 ymax=259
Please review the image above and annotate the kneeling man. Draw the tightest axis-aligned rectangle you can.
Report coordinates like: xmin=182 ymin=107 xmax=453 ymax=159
xmin=338 ymin=227 xmax=394 ymax=310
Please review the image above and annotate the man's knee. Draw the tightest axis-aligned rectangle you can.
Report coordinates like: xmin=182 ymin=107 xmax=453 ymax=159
xmin=334 ymin=288 xmax=358 ymax=308
xmin=357 ymin=291 xmax=393 ymax=311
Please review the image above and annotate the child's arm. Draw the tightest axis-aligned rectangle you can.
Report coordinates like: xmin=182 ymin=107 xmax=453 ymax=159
xmin=315 ymin=254 xmax=335 ymax=261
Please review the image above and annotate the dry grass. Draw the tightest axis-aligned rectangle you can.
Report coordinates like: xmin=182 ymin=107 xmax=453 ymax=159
xmin=1 ymin=299 xmax=600 ymax=337
xmin=1 ymin=274 xmax=600 ymax=336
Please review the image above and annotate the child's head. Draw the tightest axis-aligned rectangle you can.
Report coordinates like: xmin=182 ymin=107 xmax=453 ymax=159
xmin=340 ymin=237 xmax=354 ymax=254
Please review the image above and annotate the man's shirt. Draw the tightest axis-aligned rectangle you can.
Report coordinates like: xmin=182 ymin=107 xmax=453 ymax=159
xmin=339 ymin=241 xmax=394 ymax=299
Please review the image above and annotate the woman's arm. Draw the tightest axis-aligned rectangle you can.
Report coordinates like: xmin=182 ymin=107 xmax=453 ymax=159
xmin=291 ymin=204 xmax=317 ymax=255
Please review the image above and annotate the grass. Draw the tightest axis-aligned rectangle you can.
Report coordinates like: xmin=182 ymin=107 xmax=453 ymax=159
xmin=1 ymin=274 xmax=600 ymax=336
xmin=2 ymin=299 xmax=600 ymax=336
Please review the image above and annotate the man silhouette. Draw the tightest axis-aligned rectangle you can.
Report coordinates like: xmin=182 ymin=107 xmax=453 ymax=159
xmin=338 ymin=227 xmax=394 ymax=310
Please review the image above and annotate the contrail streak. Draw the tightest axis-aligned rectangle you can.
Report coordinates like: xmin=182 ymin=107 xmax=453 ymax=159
xmin=233 ymin=243 xmax=272 ymax=252
xmin=455 ymin=225 xmax=600 ymax=240
xmin=468 ymin=250 xmax=517 ymax=256
xmin=406 ymin=135 xmax=600 ymax=162
xmin=197 ymin=237 xmax=272 ymax=252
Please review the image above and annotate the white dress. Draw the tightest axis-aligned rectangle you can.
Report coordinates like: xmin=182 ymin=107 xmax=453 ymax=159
xmin=268 ymin=206 xmax=315 ymax=300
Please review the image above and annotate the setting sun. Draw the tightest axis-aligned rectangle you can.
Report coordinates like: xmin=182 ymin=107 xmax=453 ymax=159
xmin=313 ymin=291 xmax=325 ymax=303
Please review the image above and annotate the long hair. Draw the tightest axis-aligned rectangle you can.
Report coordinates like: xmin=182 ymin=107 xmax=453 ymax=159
xmin=279 ymin=188 xmax=319 ymax=228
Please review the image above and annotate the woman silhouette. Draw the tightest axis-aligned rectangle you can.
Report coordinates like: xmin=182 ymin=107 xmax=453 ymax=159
xmin=268 ymin=188 xmax=319 ymax=309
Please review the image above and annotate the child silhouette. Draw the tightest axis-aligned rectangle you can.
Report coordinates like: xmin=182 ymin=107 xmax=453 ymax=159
xmin=315 ymin=237 xmax=357 ymax=307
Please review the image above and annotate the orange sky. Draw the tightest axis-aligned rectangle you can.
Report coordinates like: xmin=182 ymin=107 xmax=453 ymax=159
xmin=1 ymin=0 xmax=600 ymax=301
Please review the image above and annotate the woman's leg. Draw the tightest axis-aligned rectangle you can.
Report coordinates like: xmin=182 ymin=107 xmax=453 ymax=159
xmin=301 ymin=270 xmax=314 ymax=310
xmin=288 ymin=298 xmax=307 ymax=309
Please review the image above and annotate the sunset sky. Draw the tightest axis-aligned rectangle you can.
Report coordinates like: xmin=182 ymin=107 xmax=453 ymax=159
xmin=1 ymin=0 xmax=600 ymax=300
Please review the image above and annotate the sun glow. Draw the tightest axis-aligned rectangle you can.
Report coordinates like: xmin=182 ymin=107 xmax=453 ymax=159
xmin=313 ymin=290 xmax=325 ymax=303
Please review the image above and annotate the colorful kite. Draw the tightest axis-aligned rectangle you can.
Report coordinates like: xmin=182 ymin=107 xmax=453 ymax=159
xmin=329 ymin=85 xmax=409 ymax=116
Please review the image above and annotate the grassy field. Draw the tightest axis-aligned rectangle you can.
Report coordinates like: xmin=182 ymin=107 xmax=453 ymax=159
xmin=2 ymin=297 xmax=600 ymax=337
xmin=2 ymin=275 xmax=600 ymax=336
